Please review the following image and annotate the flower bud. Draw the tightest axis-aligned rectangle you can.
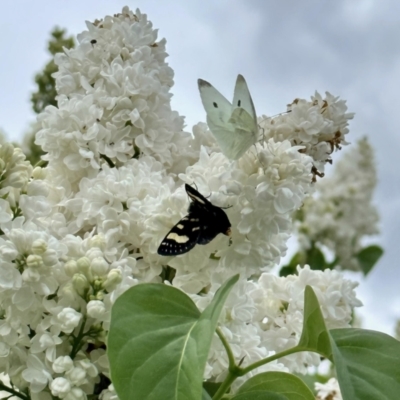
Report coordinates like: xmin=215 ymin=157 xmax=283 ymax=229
xmin=50 ymin=377 xmax=71 ymax=397
xmin=31 ymin=239 xmax=47 ymax=255
xmin=90 ymin=257 xmax=109 ymax=276
xmin=53 ymin=356 xmax=74 ymax=373
xmin=42 ymin=248 xmax=58 ymax=266
xmin=86 ymin=247 xmax=103 ymax=260
xmin=87 ymin=300 xmax=106 ymax=319
xmin=57 ymin=307 xmax=82 ymax=334
xmin=66 ymin=366 xmax=86 ymax=386
xmin=7 ymin=171 xmax=28 ymax=189
xmin=65 ymin=387 xmax=86 ymax=400
xmin=88 ymin=235 xmax=105 ymax=249
xmin=77 ymin=257 xmax=90 ymax=276
xmin=96 ymin=291 xmax=105 ymax=301
xmin=26 ymin=254 xmax=43 ymax=269
xmin=1 ymin=143 xmax=14 ymax=161
xmin=64 ymin=260 xmax=78 ymax=277
xmin=72 ymin=273 xmax=89 ymax=297
xmin=32 ymin=166 xmax=46 ymax=179
xmin=103 ymin=269 xmax=122 ymax=292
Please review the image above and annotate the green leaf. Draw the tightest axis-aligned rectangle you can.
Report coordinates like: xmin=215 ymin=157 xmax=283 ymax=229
xmin=294 ymin=373 xmax=330 ymax=393
xmin=231 ymin=392 xmax=287 ymax=400
xmin=202 ymin=388 xmax=213 ymax=400
xmin=306 ymin=246 xmax=326 ymax=271
xmin=296 ymin=286 xmax=332 ymax=358
xmin=108 ymin=275 xmax=239 ymax=400
xmin=203 ymin=382 xmax=221 ymax=397
xmin=356 ymin=245 xmax=383 ymax=275
xmin=330 ymin=328 xmax=400 ymax=400
xmin=234 ymin=372 xmax=314 ymax=400
xmin=279 ymin=265 xmax=297 ymax=277
xmin=279 ymin=252 xmax=303 ymax=277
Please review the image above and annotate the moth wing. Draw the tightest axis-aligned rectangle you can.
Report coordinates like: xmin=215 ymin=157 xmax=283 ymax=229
xmin=185 ymin=184 xmax=210 ymax=207
xmin=197 ymin=204 xmax=232 ymax=245
xmin=157 ymin=216 xmax=201 ymax=256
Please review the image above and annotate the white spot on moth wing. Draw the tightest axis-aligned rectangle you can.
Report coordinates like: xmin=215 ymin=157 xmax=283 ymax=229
xmin=166 ymin=232 xmax=190 ymax=243
xmin=189 ymin=194 xmax=206 ymax=204
xmin=190 ymin=218 xmax=199 ymax=222
xmin=177 ymin=224 xmax=184 ymax=229
xmin=192 ymin=227 xmax=200 ymax=231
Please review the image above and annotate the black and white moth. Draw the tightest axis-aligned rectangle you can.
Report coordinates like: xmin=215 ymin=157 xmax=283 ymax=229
xmin=157 ymin=184 xmax=231 ymax=256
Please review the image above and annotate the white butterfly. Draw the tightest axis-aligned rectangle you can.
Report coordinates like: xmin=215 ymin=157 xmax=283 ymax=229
xmin=198 ymin=74 xmax=259 ymax=160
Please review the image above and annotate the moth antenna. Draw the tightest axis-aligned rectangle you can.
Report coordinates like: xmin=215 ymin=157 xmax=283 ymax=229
xmin=220 ymin=204 xmax=233 ymax=210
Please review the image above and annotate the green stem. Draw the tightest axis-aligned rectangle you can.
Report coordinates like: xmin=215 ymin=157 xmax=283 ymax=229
xmin=212 ymin=367 xmax=240 ymax=400
xmin=216 ymin=328 xmax=236 ymax=369
xmin=212 ymin=328 xmax=243 ymax=399
xmin=100 ymin=154 xmax=115 ymax=168
xmin=0 ymin=382 xmax=30 ymax=400
xmin=13 ymin=207 xmax=22 ymax=219
xmin=33 ymin=159 xmax=47 ymax=168
xmin=69 ymin=317 xmax=87 ymax=359
xmin=213 ymin=344 xmax=317 ymax=398
xmin=239 ymin=345 xmax=313 ymax=376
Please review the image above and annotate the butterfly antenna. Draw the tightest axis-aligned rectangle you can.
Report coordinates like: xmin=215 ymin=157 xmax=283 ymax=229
xmin=271 ymin=110 xmax=291 ymax=119
xmin=258 ymin=110 xmax=292 ymax=126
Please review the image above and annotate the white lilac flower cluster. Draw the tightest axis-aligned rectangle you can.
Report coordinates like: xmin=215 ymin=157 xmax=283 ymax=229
xmin=295 ymin=138 xmax=379 ymax=271
xmin=315 ymin=377 xmax=343 ymax=400
xmin=192 ymin=265 xmax=361 ymax=388
xmin=260 ymin=93 xmax=354 ymax=177
xmin=0 ymin=6 xmax=363 ymax=399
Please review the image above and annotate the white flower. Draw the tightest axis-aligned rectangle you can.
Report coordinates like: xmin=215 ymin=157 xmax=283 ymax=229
xmin=87 ymin=300 xmax=106 ymax=319
xmin=315 ymin=377 xmax=342 ymax=400
xmin=50 ymin=377 xmax=71 ymax=397
xmin=103 ymin=268 xmax=122 ymax=292
xmin=100 ymin=384 xmax=118 ymax=400
xmin=0 ymin=198 xmax=12 ymax=223
xmin=53 ymin=356 xmax=74 ymax=373
xmin=295 ymin=138 xmax=379 ymax=271
xmin=57 ymin=308 xmax=82 ymax=334
xmin=21 ymin=355 xmax=52 ymax=393
xmin=64 ymin=387 xmax=87 ymax=400
xmin=30 ymin=331 xmax=63 ymax=362
xmin=90 ymin=257 xmax=109 ymax=276
xmin=0 ymin=6 xmax=366 ymax=399
xmin=260 ymin=91 xmax=354 ymax=174
xmin=66 ymin=366 xmax=86 ymax=386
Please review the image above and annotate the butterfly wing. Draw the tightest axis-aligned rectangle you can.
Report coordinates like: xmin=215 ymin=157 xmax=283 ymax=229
xmin=232 ymin=74 xmax=257 ymax=123
xmin=157 ymin=215 xmax=201 ymax=256
xmin=198 ymin=76 xmax=258 ymax=160
xmin=228 ymin=75 xmax=259 ymax=159
xmin=198 ymin=79 xmax=242 ymax=159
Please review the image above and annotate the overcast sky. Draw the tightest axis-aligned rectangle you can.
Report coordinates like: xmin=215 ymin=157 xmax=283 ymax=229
xmin=0 ymin=0 xmax=399 ymax=335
